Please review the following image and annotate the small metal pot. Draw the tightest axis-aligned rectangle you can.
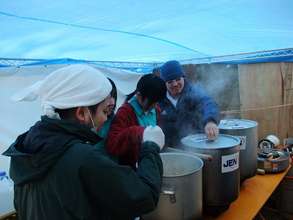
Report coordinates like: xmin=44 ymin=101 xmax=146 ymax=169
xmin=143 ymin=152 xmax=203 ymax=220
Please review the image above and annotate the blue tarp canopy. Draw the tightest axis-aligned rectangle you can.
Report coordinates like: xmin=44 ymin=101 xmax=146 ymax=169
xmin=1 ymin=0 xmax=293 ymax=63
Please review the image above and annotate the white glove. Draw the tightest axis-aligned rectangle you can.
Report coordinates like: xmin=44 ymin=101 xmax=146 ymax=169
xmin=143 ymin=126 xmax=165 ymax=150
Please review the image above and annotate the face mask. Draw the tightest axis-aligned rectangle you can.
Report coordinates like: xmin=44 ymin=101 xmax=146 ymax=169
xmin=86 ymin=108 xmax=98 ymax=135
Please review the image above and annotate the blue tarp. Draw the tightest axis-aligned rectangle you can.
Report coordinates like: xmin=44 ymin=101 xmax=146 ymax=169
xmin=1 ymin=0 xmax=293 ymax=62
xmin=181 ymin=48 xmax=293 ymax=64
xmin=1 ymin=48 xmax=293 ymax=71
xmin=218 ymin=48 xmax=293 ymax=64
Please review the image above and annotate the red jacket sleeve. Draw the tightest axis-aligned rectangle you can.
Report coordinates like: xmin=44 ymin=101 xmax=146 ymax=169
xmin=155 ymin=104 xmax=162 ymax=127
xmin=106 ymin=103 xmax=144 ymax=168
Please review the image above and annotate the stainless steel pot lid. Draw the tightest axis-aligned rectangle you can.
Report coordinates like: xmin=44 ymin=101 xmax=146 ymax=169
xmin=181 ymin=133 xmax=240 ymax=149
xmin=219 ymin=119 xmax=258 ymax=129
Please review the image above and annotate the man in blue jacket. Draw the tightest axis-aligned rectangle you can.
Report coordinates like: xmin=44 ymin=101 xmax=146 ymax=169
xmin=159 ymin=60 xmax=220 ymax=148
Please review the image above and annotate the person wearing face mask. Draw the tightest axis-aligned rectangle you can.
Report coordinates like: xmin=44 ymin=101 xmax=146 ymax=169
xmin=95 ymin=78 xmax=117 ymax=153
xmin=106 ymin=74 xmax=167 ymax=169
xmin=159 ymin=60 xmax=220 ymax=148
xmin=3 ymin=65 xmax=164 ymax=220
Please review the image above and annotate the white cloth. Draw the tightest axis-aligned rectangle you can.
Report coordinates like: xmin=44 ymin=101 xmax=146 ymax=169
xmin=12 ymin=64 xmax=112 ymax=119
xmin=143 ymin=126 xmax=165 ymax=150
xmin=167 ymin=92 xmax=178 ymax=107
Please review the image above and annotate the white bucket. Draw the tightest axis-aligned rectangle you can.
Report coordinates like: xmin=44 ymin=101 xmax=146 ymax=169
xmin=0 ymin=171 xmax=14 ymax=215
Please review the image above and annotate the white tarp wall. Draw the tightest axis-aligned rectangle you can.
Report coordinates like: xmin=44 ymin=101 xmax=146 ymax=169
xmin=0 ymin=65 xmax=143 ymax=172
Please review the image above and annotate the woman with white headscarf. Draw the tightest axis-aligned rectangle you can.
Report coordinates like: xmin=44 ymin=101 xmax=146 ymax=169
xmin=3 ymin=64 xmax=164 ymax=220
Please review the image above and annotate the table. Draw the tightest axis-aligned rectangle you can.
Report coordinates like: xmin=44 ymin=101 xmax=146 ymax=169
xmin=205 ymin=166 xmax=291 ymax=220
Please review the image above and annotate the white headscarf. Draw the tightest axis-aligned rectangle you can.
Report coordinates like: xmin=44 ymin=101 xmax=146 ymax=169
xmin=12 ymin=64 xmax=112 ymax=119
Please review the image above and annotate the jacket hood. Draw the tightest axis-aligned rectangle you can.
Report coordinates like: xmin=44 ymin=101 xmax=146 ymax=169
xmin=3 ymin=116 xmax=101 ymax=185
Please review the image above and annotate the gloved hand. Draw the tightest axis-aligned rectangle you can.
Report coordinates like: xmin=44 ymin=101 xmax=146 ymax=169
xmin=204 ymin=122 xmax=219 ymax=140
xmin=143 ymin=126 xmax=165 ymax=150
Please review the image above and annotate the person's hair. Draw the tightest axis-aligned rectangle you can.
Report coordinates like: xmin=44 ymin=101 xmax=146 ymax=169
xmin=152 ymin=67 xmax=160 ymax=77
xmin=125 ymin=73 xmax=166 ymax=103
xmin=55 ymin=107 xmax=76 ymax=120
xmin=108 ymin=78 xmax=117 ymax=111
xmin=55 ymin=104 xmax=100 ymax=121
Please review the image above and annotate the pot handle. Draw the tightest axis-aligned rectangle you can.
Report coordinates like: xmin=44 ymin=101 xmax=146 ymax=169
xmin=165 ymin=147 xmax=213 ymax=161
xmin=161 ymin=186 xmax=176 ymax=203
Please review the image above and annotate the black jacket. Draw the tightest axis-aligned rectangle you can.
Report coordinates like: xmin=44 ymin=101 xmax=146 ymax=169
xmin=3 ymin=116 xmax=163 ymax=220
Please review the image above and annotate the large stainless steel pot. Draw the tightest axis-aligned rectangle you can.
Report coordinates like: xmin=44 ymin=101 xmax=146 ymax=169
xmin=219 ymin=119 xmax=258 ymax=181
xmin=143 ymin=152 xmax=203 ymax=220
xmin=181 ymin=134 xmax=240 ymax=215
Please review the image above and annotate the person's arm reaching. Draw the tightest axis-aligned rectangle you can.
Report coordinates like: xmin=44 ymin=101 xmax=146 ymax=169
xmin=193 ymin=85 xmax=220 ymax=140
xmin=80 ymin=141 xmax=163 ymax=218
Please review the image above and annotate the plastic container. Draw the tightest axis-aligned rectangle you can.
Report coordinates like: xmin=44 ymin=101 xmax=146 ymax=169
xmin=0 ymin=171 xmax=14 ymax=215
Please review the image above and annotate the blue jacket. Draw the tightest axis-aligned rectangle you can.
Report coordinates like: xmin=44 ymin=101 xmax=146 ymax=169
xmin=159 ymin=81 xmax=219 ymax=147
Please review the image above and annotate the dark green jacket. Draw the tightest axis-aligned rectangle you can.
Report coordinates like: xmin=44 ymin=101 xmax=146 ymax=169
xmin=3 ymin=116 xmax=163 ymax=220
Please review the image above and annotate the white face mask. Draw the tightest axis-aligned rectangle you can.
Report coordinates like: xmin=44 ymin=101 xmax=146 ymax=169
xmin=86 ymin=107 xmax=98 ymax=134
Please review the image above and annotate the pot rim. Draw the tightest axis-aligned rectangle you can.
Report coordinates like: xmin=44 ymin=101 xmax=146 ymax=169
xmin=160 ymin=152 xmax=204 ymax=177
xmin=219 ymin=119 xmax=258 ymax=130
xmin=181 ymin=134 xmax=241 ymax=150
